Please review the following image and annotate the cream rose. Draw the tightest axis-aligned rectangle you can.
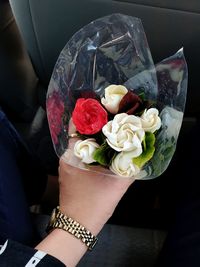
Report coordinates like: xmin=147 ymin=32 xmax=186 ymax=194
xmin=74 ymin=138 xmax=99 ymax=164
xmin=140 ymin=108 xmax=161 ymax=133
xmin=101 ymin=84 xmax=128 ymax=114
xmin=110 ymin=151 xmax=140 ymax=178
xmin=102 ymin=113 xmax=145 ymax=153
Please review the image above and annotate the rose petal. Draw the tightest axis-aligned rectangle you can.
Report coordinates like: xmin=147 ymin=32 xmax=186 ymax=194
xmin=118 ymin=91 xmax=142 ymax=115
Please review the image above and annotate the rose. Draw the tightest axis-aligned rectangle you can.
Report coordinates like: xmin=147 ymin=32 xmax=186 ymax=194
xmin=118 ymin=91 xmax=143 ymax=115
xmin=102 ymin=113 xmax=145 ymax=153
xmin=110 ymin=151 xmax=140 ymax=178
xmin=72 ymin=98 xmax=108 ymax=135
xmin=101 ymin=84 xmax=128 ymax=114
xmin=74 ymin=138 xmax=99 ymax=164
xmin=140 ymin=108 xmax=161 ymax=133
xmin=46 ymin=91 xmax=65 ymax=145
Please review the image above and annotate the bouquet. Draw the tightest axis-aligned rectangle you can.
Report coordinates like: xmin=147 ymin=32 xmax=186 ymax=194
xmin=46 ymin=14 xmax=188 ymax=180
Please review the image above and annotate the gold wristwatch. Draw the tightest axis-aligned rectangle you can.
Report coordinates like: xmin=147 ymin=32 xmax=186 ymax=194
xmin=47 ymin=206 xmax=98 ymax=251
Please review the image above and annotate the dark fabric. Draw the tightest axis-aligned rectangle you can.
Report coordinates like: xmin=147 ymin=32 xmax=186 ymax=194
xmin=0 ymin=110 xmax=34 ymax=244
xmin=0 ymin=240 xmax=65 ymax=266
xmin=78 ymin=224 xmax=166 ymax=267
xmin=156 ymin=120 xmax=200 ymax=267
xmin=0 ymin=109 xmax=47 ymax=244
xmin=0 ymin=110 xmax=47 ymax=205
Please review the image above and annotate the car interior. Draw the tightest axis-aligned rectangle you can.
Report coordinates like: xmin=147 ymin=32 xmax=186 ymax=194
xmin=1 ymin=0 xmax=200 ymax=266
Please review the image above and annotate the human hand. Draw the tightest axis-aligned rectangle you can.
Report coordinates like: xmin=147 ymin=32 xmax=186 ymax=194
xmin=59 ymin=149 xmax=134 ymax=235
xmin=36 ymin=143 xmax=134 ymax=267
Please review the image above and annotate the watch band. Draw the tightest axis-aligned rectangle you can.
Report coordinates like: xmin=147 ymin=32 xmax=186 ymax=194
xmin=47 ymin=206 xmax=98 ymax=251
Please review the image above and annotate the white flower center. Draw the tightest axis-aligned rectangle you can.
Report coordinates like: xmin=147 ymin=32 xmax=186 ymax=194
xmin=102 ymin=113 xmax=144 ymax=153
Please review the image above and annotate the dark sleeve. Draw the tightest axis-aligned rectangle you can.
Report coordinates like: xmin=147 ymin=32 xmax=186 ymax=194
xmin=0 ymin=240 xmax=66 ymax=266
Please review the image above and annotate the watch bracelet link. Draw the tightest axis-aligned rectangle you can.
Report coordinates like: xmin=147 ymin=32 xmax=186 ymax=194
xmin=48 ymin=207 xmax=98 ymax=251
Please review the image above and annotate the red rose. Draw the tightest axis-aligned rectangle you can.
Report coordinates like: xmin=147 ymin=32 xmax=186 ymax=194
xmin=118 ymin=91 xmax=143 ymax=115
xmin=46 ymin=91 xmax=65 ymax=145
xmin=72 ymin=98 xmax=108 ymax=135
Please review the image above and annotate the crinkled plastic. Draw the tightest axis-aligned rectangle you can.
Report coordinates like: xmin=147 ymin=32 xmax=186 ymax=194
xmin=46 ymin=13 xmax=188 ymax=180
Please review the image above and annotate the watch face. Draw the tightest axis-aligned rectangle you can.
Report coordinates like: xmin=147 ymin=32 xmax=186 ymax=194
xmin=46 ymin=207 xmax=60 ymax=233
xmin=49 ymin=208 xmax=57 ymax=225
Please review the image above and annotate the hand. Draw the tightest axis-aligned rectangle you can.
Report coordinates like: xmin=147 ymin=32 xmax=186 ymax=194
xmin=36 ymin=144 xmax=134 ymax=267
xmin=59 ymin=151 xmax=134 ymax=235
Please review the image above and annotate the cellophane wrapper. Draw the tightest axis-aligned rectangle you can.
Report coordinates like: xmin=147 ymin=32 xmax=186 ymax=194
xmin=46 ymin=14 xmax=188 ymax=180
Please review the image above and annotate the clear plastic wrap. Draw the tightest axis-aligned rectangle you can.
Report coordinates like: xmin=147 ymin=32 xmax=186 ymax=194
xmin=46 ymin=14 xmax=188 ymax=180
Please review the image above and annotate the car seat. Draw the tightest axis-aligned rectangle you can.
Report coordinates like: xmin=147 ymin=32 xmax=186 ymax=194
xmin=1 ymin=0 xmax=200 ymax=266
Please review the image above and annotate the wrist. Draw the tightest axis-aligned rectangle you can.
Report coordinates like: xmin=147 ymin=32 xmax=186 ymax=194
xmin=59 ymin=204 xmax=107 ymax=236
xmin=36 ymin=228 xmax=87 ymax=267
xmin=47 ymin=206 xmax=99 ymax=251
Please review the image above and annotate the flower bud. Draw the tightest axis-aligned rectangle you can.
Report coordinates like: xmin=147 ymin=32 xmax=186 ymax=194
xmin=110 ymin=151 xmax=140 ymax=178
xmin=74 ymin=139 xmax=99 ymax=164
xmin=101 ymin=84 xmax=128 ymax=114
xmin=140 ymin=108 xmax=161 ymax=133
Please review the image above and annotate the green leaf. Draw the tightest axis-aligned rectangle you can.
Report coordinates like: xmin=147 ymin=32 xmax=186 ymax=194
xmin=138 ymin=92 xmax=145 ymax=101
xmin=132 ymin=132 xmax=156 ymax=168
xmin=93 ymin=142 xmax=116 ymax=166
xmin=142 ymin=136 xmax=147 ymax=151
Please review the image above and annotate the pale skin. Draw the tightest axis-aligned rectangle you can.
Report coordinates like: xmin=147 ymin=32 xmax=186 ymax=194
xmin=36 ymin=153 xmax=134 ymax=267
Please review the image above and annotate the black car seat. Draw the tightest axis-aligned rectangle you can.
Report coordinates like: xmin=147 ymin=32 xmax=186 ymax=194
xmin=1 ymin=0 xmax=200 ymax=266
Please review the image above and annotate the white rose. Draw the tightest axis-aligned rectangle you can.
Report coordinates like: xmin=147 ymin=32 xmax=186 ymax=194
xmin=110 ymin=151 xmax=140 ymax=178
xmin=102 ymin=113 xmax=144 ymax=153
xmin=140 ymin=108 xmax=161 ymax=133
xmin=74 ymin=138 xmax=99 ymax=164
xmin=101 ymin=84 xmax=128 ymax=114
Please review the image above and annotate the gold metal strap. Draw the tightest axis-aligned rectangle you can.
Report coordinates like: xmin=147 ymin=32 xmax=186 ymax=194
xmin=48 ymin=207 xmax=98 ymax=251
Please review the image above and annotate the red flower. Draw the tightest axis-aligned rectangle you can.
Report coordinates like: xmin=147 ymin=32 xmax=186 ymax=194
xmin=118 ymin=91 xmax=143 ymax=115
xmin=46 ymin=91 xmax=65 ymax=145
xmin=72 ymin=98 xmax=108 ymax=135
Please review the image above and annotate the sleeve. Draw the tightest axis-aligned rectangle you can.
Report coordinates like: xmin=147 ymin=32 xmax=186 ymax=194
xmin=0 ymin=240 xmax=66 ymax=266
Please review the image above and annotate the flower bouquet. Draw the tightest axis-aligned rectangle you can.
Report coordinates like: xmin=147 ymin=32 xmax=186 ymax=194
xmin=46 ymin=14 xmax=188 ymax=180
